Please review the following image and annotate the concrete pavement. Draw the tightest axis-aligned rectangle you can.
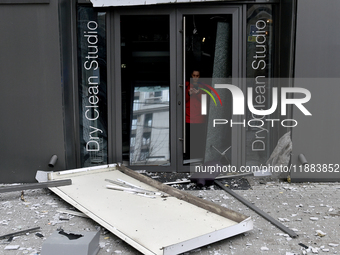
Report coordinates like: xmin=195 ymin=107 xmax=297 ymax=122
xmin=1 ymin=178 xmax=339 ymax=255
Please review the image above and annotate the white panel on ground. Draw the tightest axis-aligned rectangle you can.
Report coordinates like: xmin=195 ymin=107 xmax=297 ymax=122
xmin=46 ymin=165 xmax=252 ymax=255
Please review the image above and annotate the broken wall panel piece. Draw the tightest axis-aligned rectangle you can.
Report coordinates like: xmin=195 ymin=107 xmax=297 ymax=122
xmin=41 ymin=230 xmax=100 ymax=255
xmin=44 ymin=165 xmax=253 ymax=255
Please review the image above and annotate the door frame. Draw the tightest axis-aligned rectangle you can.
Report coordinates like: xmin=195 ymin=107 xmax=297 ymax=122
xmin=108 ymin=5 xmax=245 ymax=172
xmin=109 ymin=7 xmax=178 ymax=172
xmin=176 ymin=6 xmax=244 ymax=172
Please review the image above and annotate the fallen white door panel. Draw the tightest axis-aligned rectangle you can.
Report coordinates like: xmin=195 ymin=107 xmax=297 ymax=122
xmin=46 ymin=164 xmax=252 ymax=255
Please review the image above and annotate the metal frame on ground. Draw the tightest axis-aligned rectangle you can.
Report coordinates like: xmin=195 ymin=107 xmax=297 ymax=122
xmin=40 ymin=164 xmax=253 ymax=255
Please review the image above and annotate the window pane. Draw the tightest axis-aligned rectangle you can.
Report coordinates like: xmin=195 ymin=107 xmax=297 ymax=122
xmin=129 ymin=87 xmax=170 ymax=165
xmin=121 ymin=15 xmax=170 ymax=166
xmin=183 ymin=14 xmax=232 ymax=165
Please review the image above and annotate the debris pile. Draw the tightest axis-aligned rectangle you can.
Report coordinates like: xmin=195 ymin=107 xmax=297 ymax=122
xmin=1 ymin=173 xmax=340 ymax=254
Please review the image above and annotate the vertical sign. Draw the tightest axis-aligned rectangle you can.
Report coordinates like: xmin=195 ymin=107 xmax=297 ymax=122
xmin=77 ymin=7 xmax=108 ymax=167
xmin=246 ymin=5 xmax=274 ymax=166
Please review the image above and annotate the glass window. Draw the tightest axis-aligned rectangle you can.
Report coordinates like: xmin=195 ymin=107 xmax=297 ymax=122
xmin=77 ymin=6 xmax=107 ymax=167
xmin=142 ymin=132 xmax=151 ymax=145
xmin=144 ymin=113 xmax=153 ymax=127
xmin=183 ymin=14 xmax=233 ymax=165
xmin=129 ymin=86 xmax=170 ymax=166
xmin=245 ymin=4 xmax=275 ymax=166
xmin=120 ymin=15 xmax=170 ymax=166
xmin=131 ymin=116 xmax=137 ymax=130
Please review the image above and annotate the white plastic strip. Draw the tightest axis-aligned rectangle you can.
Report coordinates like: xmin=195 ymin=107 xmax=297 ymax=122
xmin=90 ymin=0 xmax=229 ymax=7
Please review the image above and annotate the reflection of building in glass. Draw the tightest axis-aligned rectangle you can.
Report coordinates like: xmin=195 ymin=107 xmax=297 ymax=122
xmin=129 ymin=87 xmax=170 ymax=166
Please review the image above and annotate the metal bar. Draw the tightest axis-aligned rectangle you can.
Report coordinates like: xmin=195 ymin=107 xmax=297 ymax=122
xmin=58 ymin=164 xmax=116 ymax=175
xmin=106 ymin=184 xmax=160 ymax=197
xmin=117 ymin=178 xmax=144 ymax=189
xmin=0 ymin=179 xmax=72 ymax=193
xmin=214 ymin=180 xmax=298 ymax=238
xmin=57 ymin=209 xmax=88 ymax=218
xmin=0 ymin=227 xmax=41 ymax=240
xmin=105 ymin=179 xmax=135 ymax=188
xmin=105 ymin=178 xmax=162 ymax=195
xmin=183 ymin=15 xmax=186 ymax=154
xmin=106 ymin=184 xmax=148 ymax=193
xmin=164 ymin=179 xmax=191 ymax=185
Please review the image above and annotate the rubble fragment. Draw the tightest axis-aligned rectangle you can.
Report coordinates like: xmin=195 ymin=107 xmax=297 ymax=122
xmin=4 ymin=245 xmax=20 ymax=250
xmin=278 ymin=218 xmax=290 ymax=222
xmin=310 ymin=246 xmax=319 ymax=253
xmin=299 ymin=243 xmax=309 ymax=249
xmin=35 ymin=233 xmax=44 ymax=238
xmin=315 ymin=230 xmax=326 ymax=237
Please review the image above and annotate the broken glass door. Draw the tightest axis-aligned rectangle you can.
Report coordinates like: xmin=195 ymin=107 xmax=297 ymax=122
xmin=182 ymin=14 xmax=233 ymax=166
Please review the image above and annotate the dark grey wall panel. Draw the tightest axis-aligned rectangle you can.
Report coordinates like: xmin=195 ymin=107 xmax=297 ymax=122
xmin=0 ymin=2 xmax=65 ymax=182
xmin=291 ymin=0 xmax=340 ymax=181
xmin=291 ymin=79 xmax=340 ymax=181
xmin=294 ymin=0 xmax=340 ymax=78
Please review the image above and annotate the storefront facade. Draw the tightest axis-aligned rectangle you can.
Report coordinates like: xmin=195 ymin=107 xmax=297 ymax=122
xmin=0 ymin=0 xmax=303 ymax=182
xmin=69 ymin=0 xmax=295 ymax=172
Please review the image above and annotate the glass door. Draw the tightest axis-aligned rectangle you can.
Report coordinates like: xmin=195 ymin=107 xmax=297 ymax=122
xmin=113 ymin=9 xmax=178 ymax=171
xmin=176 ymin=7 xmax=242 ymax=172
xmin=112 ymin=7 xmax=242 ymax=172
xmin=120 ymin=15 xmax=171 ymax=166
